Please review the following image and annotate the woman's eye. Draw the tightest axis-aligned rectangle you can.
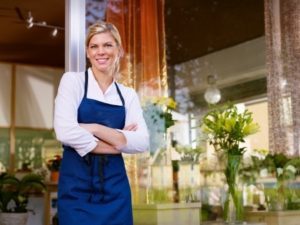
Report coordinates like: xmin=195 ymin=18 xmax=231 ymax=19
xmin=104 ymin=43 xmax=113 ymax=48
xmin=90 ymin=45 xmax=97 ymax=49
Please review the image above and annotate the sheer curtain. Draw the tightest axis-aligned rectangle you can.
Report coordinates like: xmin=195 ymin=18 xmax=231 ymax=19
xmin=265 ymin=0 xmax=300 ymax=155
xmin=106 ymin=0 xmax=167 ymax=98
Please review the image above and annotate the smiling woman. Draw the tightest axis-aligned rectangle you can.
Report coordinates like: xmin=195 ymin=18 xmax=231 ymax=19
xmin=54 ymin=21 xmax=149 ymax=225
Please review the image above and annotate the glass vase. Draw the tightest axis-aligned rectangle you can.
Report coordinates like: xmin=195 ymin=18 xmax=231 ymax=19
xmin=223 ymin=153 xmax=244 ymax=224
xmin=223 ymin=184 xmax=244 ymax=224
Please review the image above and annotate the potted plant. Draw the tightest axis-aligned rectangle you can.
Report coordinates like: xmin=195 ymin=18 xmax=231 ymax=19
xmin=46 ymin=155 xmax=61 ymax=182
xmin=0 ymin=172 xmax=46 ymax=225
xmin=202 ymin=104 xmax=259 ymax=223
xmin=260 ymin=153 xmax=300 ymax=210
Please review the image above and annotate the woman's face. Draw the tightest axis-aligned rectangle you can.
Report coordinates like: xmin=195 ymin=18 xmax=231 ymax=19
xmin=87 ymin=32 xmax=119 ymax=74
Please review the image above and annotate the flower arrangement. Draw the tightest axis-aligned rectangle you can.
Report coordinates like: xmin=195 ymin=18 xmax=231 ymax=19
xmin=143 ymin=96 xmax=176 ymax=132
xmin=46 ymin=155 xmax=61 ymax=172
xmin=202 ymin=104 xmax=259 ymax=222
xmin=143 ymin=96 xmax=177 ymax=154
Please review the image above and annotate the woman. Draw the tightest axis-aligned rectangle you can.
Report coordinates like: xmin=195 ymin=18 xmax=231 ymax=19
xmin=54 ymin=21 xmax=149 ymax=225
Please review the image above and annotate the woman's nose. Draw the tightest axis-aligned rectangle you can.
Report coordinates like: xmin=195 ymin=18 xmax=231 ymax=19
xmin=97 ymin=47 xmax=105 ymax=54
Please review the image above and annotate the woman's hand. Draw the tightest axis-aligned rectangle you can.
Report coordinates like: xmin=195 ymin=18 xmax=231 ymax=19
xmin=123 ymin=123 xmax=138 ymax=131
xmin=91 ymin=140 xmax=121 ymax=154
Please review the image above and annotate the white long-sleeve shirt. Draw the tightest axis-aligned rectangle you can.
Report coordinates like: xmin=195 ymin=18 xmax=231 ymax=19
xmin=54 ymin=68 xmax=149 ymax=156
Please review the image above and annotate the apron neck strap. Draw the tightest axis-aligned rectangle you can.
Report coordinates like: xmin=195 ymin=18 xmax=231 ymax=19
xmin=84 ymin=70 xmax=88 ymax=99
xmin=114 ymin=82 xmax=125 ymax=106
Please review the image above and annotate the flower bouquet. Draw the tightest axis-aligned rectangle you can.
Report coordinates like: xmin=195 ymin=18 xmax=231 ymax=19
xmin=202 ymin=104 xmax=259 ymax=223
xmin=143 ymin=96 xmax=176 ymax=154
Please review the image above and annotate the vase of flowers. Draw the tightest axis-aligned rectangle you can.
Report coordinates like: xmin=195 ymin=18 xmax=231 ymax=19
xmin=46 ymin=155 xmax=61 ymax=182
xmin=202 ymin=104 xmax=259 ymax=223
xmin=143 ymin=96 xmax=176 ymax=154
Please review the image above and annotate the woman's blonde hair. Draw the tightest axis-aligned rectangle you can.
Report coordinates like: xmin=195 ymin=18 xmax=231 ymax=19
xmin=86 ymin=21 xmax=124 ymax=76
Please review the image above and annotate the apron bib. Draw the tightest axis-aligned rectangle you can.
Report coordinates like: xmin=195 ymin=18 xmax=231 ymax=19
xmin=58 ymin=71 xmax=133 ymax=225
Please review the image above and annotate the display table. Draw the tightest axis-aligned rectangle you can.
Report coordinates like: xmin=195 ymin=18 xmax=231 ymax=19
xmin=133 ymin=202 xmax=201 ymax=225
xmin=202 ymin=222 xmax=266 ymax=225
xmin=246 ymin=210 xmax=300 ymax=225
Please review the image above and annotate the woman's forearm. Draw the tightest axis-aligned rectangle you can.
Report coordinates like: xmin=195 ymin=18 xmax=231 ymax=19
xmin=91 ymin=140 xmax=121 ymax=154
xmin=80 ymin=123 xmax=127 ymax=149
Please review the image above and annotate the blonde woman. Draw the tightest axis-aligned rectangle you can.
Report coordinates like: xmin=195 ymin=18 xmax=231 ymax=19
xmin=54 ymin=21 xmax=149 ymax=225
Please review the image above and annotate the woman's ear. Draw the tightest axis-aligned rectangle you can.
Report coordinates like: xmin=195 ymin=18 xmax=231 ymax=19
xmin=119 ymin=47 xmax=124 ymax=58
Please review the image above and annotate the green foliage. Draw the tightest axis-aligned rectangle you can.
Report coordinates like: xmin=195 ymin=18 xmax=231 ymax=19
xmin=202 ymin=104 xmax=259 ymax=156
xmin=263 ymin=153 xmax=300 ymax=182
xmin=148 ymin=188 xmax=172 ymax=203
xmin=0 ymin=173 xmax=46 ymax=212
xmin=172 ymin=160 xmax=180 ymax=172
xmin=240 ymin=152 xmax=300 ymax=210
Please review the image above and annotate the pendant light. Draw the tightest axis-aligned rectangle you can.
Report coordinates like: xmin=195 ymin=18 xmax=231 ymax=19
xmin=204 ymin=74 xmax=221 ymax=104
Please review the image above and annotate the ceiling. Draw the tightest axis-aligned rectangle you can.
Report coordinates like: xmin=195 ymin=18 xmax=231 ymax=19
xmin=165 ymin=0 xmax=265 ymax=65
xmin=0 ymin=0 xmax=65 ymax=68
xmin=0 ymin=0 xmax=264 ymax=68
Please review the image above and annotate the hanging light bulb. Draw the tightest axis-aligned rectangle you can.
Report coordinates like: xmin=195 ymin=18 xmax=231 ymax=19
xmin=204 ymin=74 xmax=221 ymax=104
xmin=26 ymin=12 xmax=34 ymax=29
xmin=204 ymin=86 xmax=221 ymax=104
xmin=51 ymin=28 xmax=58 ymax=37
xmin=26 ymin=21 xmax=34 ymax=29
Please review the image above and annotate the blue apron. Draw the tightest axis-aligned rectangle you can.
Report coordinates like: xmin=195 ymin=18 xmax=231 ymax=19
xmin=58 ymin=71 xmax=133 ymax=225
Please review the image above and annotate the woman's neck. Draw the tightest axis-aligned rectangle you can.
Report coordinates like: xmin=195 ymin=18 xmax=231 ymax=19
xmin=91 ymin=68 xmax=114 ymax=93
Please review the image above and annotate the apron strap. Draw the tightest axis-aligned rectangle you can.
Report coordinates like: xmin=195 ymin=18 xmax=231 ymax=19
xmin=84 ymin=70 xmax=89 ymax=99
xmin=114 ymin=82 xmax=125 ymax=106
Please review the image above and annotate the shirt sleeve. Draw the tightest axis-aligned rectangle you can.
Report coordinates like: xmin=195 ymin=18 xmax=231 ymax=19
xmin=53 ymin=72 xmax=97 ymax=157
xmin=118 ymin=90 xmax=149 ymax=153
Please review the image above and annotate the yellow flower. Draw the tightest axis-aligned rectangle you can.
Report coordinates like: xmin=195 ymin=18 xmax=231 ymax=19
xmin=243 ymin=123 xmax=260 ymax=136
xmin=224 ymin=118 xmax=236 ymax=132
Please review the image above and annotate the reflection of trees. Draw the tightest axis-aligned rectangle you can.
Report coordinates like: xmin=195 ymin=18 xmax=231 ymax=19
xmin=0 ymin=137 xmax=9 ymax=170
xmin=15 ymin=130 xmax=57 ymax=171
xmin=16 ymin=137 xmax=44 ymax=171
